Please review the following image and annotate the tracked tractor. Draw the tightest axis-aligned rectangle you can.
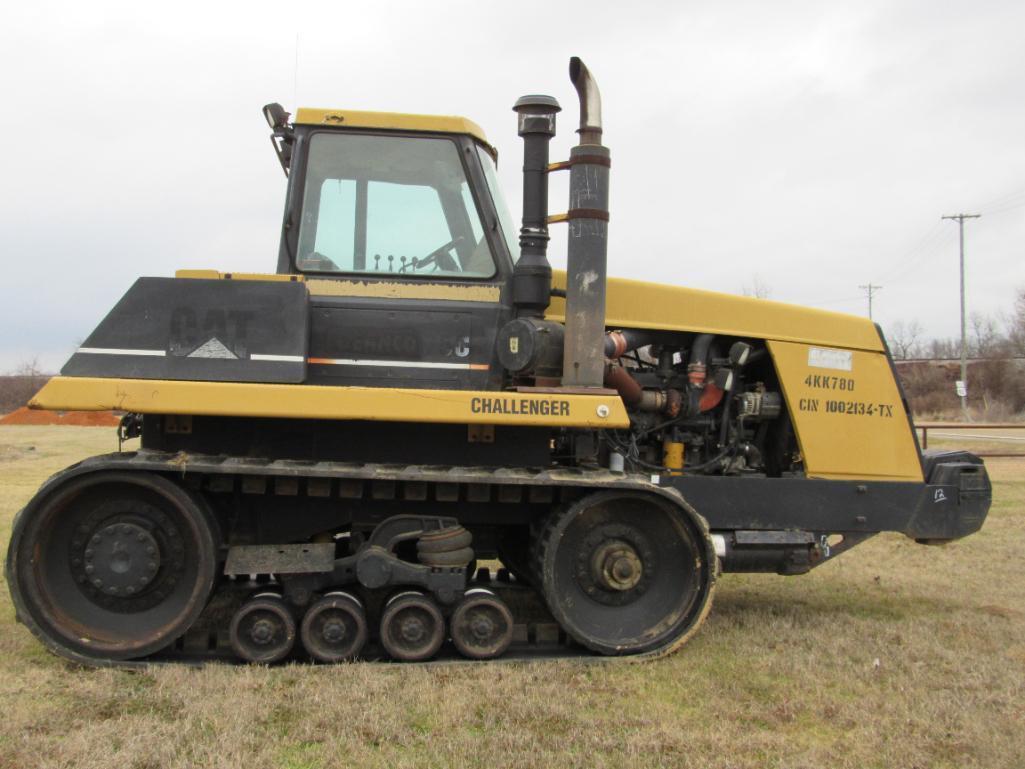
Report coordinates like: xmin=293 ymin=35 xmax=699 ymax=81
xmin=7 ymin=58 xmax=991 ymax=665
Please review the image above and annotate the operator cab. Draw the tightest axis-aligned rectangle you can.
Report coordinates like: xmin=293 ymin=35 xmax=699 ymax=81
xmin=267 ymin=106 xmax=519 ymax=390
xmin=271 ymin=107 xmax=519 ymax=281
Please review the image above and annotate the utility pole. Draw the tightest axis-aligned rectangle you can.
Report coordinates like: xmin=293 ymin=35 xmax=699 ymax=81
xmin=941 ymin=212 xmax=981 ymax=419
xmin=858 ymin=283 xmax=882 ymax=320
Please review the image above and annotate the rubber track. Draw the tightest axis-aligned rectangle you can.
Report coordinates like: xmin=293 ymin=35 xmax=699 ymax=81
xmin=28 ymin=449 xmax=697 ymax=496
xmin=10 ymin=449 xmax=717 ymax=668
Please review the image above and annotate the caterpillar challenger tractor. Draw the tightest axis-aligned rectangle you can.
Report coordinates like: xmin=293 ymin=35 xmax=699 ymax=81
xmin=7 ymin=58 xmax=991 ymax=665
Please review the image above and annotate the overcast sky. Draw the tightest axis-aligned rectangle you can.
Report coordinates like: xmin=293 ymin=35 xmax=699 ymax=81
xmin=2 ymin=0 xmax=1023 ymax=372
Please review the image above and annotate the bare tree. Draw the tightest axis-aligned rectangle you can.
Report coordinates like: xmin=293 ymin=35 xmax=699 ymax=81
xmin=0 ymin=358 xmax=50 ymax=414
xmin=1009 ymin=286 xmax=1025 ymax=356
xmin=928 ymin=337 xmax=959 ymax=359
xmin=890 ymin=290 xmax=1024 ymax=418
xmin=968 ymin=312 xmax=1005 ymax=358
xmin=741 ymin=274 xmax=772 ymax=299
xmin=886 ymin=320 xmax=924 ymax=359
xmin=13 ymin=357 xmax=44 ymax=378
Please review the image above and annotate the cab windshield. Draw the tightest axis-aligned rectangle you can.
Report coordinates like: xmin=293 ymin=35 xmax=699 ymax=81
xmin=296 ymin=133 xmax=496 ymax=278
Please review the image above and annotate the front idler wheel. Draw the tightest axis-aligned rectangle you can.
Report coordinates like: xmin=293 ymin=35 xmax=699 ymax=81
xmin=450 ymin=588 xmax=514 ymax=660
xmin=230 ymin=593 xmax=296 ymax=664
xmin=8 ymin=471 xmax=219 ymax=663
xmin=379 ymin=591 xmax=444 ymax=662
xmin=300 ymin=591 xmax=367 ymax=663
xmin=534 ymin=491 xmax=715 ymax=656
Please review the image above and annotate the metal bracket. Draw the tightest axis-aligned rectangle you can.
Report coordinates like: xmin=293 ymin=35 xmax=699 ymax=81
xmin=468 ymin=424 xmax=495 ymax=444
xmin=224 ymin=543 xmax=335 ymax=575
xmin=164 ymin=414 xmax=193 ymax=434
xmin=547 ymin=155 xmax=611 ymax=172
xmin=356 ymin=546 xmax=467 ymax=605
xmin=547 ymin=208 xmax=611 ymax=224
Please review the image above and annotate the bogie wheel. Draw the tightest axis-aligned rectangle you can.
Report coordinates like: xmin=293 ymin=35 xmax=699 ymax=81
xmin=379 ymin=591 xmax=444 ymax=662
xmin=7 ymin=470 xmax=219 ymax=663
xmin=534 ymin=490 xmax=715 ymax=657
xmin=300 ymin=591 xmax=368 ymax=663
xmin=450 ymin=588 xmax=514 ymax=660
xmin=230 ymin=593 xmax=296 ymax=664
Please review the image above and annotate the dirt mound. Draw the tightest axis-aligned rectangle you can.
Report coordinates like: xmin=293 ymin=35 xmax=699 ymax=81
xmin=0 ymin=407 xmax=121 ymax=427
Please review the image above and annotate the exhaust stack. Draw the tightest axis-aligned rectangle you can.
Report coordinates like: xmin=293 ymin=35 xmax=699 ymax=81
xmin=569 ymin=57 xmax=602 ymax=145
xmin=561 ymin=57 xmax=610 ymax=388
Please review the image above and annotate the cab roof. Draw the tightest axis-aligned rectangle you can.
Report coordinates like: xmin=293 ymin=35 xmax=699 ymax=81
xmin=293 ymin=108 xmax=495 ymax=157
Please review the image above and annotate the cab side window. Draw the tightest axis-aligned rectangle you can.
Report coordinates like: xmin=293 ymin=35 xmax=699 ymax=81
xmin=297 ymin=133 xmax=496 ymax=278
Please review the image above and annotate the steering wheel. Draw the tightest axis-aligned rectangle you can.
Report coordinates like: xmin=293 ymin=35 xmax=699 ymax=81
xmin=405 ymin=237 xmax=465 ymax=273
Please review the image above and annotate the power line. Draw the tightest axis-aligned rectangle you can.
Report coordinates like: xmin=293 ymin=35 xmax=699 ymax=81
xmin=877 ymin=228 xmax=956 ymax=286
xmin=972 ymin=186 xmax=1025 ymax=218
xmin=875 ymin=221 xmax=955 ymax=286
xmin=858 ymin=283 xmax=882 ymax=319
xmin=982 ymin=197 xmax=1025 ymax=216
xmin=872 ymin=185 xmax=1023 ymax=288
xmin=977 ymin=186 xmax=1025 ymax=211
xmin=941 ymin=212 xmax=981 ymax=419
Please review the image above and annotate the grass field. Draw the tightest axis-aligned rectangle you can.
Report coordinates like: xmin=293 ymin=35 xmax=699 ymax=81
xmin=1 ymin=425 xmax=1022 ymax=769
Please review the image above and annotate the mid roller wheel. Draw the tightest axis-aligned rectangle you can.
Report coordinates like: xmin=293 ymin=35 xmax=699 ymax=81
xmin=7 ymin=470 xmax=219 ymax=663
xmin=300 ymin=591 xmax=368 ymax=663
xmin=379 ymin=591 xmax=444 ymax=662
xmin=450 ymin=588 xmax=514 ymax=660
xmin=534 ymin=491 xmax=715 ymax=657
xmin=230 ymin=592 xmax=296 ymax=664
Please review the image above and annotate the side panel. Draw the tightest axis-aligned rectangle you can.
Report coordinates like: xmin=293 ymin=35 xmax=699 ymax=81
xmin=306 ymin=298 xmax=502 ymax=390
xmin=61 ymin=278 xmax=309 ymax=384
xmin=174 ymin=273 xmax=508 ymax=389
xmin=768 ymin=340 xmax=923 ymax=482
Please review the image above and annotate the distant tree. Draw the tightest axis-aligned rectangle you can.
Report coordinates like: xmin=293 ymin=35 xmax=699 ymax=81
xmin=0 ymin=358 xmax=50 ymax=414
xmin=1009 ymin=287 xmax=1025 ymax=356
xmin=886 ymin=320 xmax=924 ymax=359
xmin=968 ymin=312 xmax=1006 ymax=358
xmin=928 ymin=337 xmax=959 ymax=359
xmin=897 ymin=290 xmax=1024 ymax=418
xmin=14 ymin=358 xmax=44 ymax=378
xmin=741 ymin=275 xmax=772 ymax=299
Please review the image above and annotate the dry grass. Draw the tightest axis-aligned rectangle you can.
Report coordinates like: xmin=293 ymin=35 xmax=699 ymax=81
xmin=1 ymin=425 xmax=1023 ymax=769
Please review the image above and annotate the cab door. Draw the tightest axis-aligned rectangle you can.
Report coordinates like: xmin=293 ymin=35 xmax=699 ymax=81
xmin=282 ymin=129 xmax=514 ymax=391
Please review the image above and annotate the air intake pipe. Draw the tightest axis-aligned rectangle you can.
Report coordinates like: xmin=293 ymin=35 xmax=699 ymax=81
xmin=561 ymin=57 xmax=610 ymax=388
xmin=511 ymin=95 xmax=561 ymax=318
